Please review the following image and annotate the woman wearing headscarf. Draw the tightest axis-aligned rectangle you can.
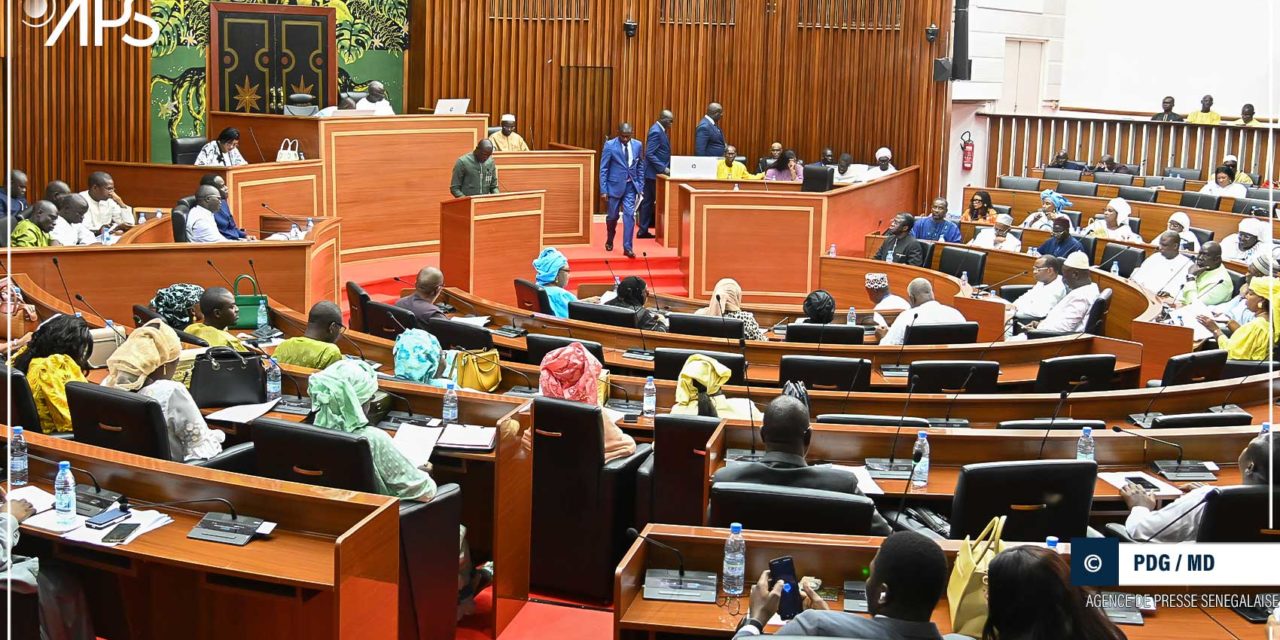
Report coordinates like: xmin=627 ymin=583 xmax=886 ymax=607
xmin=1198 ymin=165 xmax=1248 ymax=199
xmin=965 ymin=190 xmax=995 ymax=222
xmin=801 ymin=290 xmax=836 ymax=324
xmin=1022 ymin=189 xmax=1072 ymax=232
xmin=694 ymin=278 xmax=765 ymax=340
xmin=102 ymin=319 xmax=224 ymax=462
xmin=1197 ymin=276 xmax=1279 ymax=361
xmin=670 ymin=354 xmax=762 ymax=421
xmin=528 ymin=342 xmax=637 ymax=463
xmin=393 ymin=329 xmax=452 ymax=387
xmin=1208 ymin=251 xmax=1275 ymax=326
xmin=1086 ymin=197 xmax=1142 ymax=242
xmin=532 ymin=247 xmax=577 ymax=318
xmin=1163 ymin=211 xmax=1200 ymax=251
xmin=605 ymin=275 xmax=667 ymax=331
xmin=9 ymin=314 xmax=92 ymax=433
xmin=149 ymin=283 xmax=204 ymax=329
xmin=1220 ymin=216 xmax=1271 ymax=264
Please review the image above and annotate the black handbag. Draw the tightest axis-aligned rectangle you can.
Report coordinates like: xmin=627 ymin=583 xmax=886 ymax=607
xmin=190 ymin=347 xmax=267 ymax=408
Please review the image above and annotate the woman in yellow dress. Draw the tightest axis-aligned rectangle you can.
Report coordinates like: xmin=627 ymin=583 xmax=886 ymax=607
xmin=9 ymin=314 xmax=93 ymax=433
xmin=1197 ymin=276 xmax=1279 ymax=361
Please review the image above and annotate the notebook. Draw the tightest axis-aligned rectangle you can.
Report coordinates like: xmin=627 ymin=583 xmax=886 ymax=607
xmin=437 ymin=424 xmax=497 ymax=450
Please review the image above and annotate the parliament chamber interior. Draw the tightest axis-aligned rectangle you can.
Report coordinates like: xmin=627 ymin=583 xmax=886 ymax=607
xmin=1 ymin=0 xmax=1278 ymax=638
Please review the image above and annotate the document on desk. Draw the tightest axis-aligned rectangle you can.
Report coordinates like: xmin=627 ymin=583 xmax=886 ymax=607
xmin=62 ymin=509 xmax=173 ymax=547
xmin=23 ymin=510 xmax=85 ymax=534
xmin=826 ymin=464 xmax=885 ymax=495
xmin=393 ymin=423 xmax=444 ymax=468
xmin=1168 ymin=303 xmax=1215 ymax=341
xmin=6 ymin=486 xmax=56 ymax=512
xmin=437 ymin=424 xmax=497 ymax=450
xmin=451 ymin=315 xmax=491 ymax=328
xmin=1099 ymin=471 xmax=1181 ymax=499
xmin=205 ymin=398 xmax=282 ymax=424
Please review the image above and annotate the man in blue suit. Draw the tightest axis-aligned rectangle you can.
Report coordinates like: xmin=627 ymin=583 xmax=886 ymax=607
xmin=640 ymin=109 xmax=674 ymax=239
xmin=600 ymin=122 xmax=643 ymax=257
xmin=694 ymin=102 xmax=725 ymax=157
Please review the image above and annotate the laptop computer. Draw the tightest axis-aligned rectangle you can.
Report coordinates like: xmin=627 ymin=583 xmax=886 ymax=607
xmin=433 ymin=98 xmax=470 ymax=114
xmin=670 ymin=155 xmax=720 ymax=179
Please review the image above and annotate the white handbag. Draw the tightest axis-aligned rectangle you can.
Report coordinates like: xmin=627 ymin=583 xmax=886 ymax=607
xmin=276 ymin=139 xmax=300 ymax=162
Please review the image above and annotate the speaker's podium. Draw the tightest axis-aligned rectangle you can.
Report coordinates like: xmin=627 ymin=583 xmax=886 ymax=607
xmin=441 ymin=190 xmax=546 ymax=306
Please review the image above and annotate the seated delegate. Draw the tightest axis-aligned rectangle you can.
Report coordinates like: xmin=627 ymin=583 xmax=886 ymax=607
xmin=1021 ymin=252 xmax=1098 ymax=334
xmin=873 ymin=213 xmax=925 ymax=267
xmin=9 ymin=313 xmax=92 ymax=434
xmin=182 ymin=287 xmax=248 ymax=351
xmin=522 ymin=342 xmax=637 ymax=463
xmin=532 ymin=247 xmax=577 ymax=318
xmin=273 ymin=301 xmax=345 ymax=370
xmin=911 ymin=198 xmax=961 ymax=243
xmin=695 ymin=278 xmax=764 ymax=340
xmin=392 ymin=329 xmax=452 ymax=387
xmin=606 ymin=276 xmax=667 ymax=332
xmin=1196 ymin=276 xmax=1277 ymax=360
xmin=194 ymin=127 xmax=248 ymax=167
xmin=671 ymin=354 xmax=760 ymax=421
xmin=968 ymin=213 xmax=1022 ymax=252
xmin=876 ymin=278 xmax=965 ymax=346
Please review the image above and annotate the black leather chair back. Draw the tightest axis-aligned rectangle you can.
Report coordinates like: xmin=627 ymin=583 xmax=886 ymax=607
xmin=997 ymin=419 xmax=1106 ymax=431
xmin=1165 ymin=167 xmax=1201 ymax=181
xmin=992 ymin=204 xmax=1012 ymax=216
xmin=365 ymin=300 xmax=416 ymax=340
xmin=801 ymin=164 xmax=835 ymax=192
xmin=1197 ymin=486 xmax=1280 ymax=542
xmin=345 ymin=281 xmax=372 ymax=333
xmin=568 ymin=301 xmax=637 ymax=329
xmin=817 ymin=414 xmax=931 ymax=429
xmin=1060 ymin=210 xmax=1082 ymax=229
xmin=784 ymin=323 xmax=865 ymax=345
xmin=1126 ymin=217 xmax=1142 ymax=234
xmin=1188 ymin=227 xmax=1214 ymax=247
xmin=1228 ymin=270 xmax=1246 ymax=297
xmin=1148 ymin=412 xmax=1253 ymax=429
xmin=1092 ymin=172 xmax=1134 ymax=186
xmin=1245 ymin=187 xmax=1277 ymax=201
xmin=1054 ymin=180 xmax=1097 ymax=197
xmin=67 ymin=382 xmax=172 ymax=460
xmin=0 ymin=364 xmax=44 ymax=433
xmin=1042 ymin=168 xmax=1081 ymax=181
xmin=651 ymin=413 xmax=721 ymax=525
xmin=524 ymin=333 xmax=605 ymax=365
xmin=1072 ymin=233 xmax=1096 ymax=262
xmin=918 ymin=240 xmax=936 ymax=268
xmin=1083 ymin=288 xmax=1112 ymax=336
xmin=171 ymin=137 xmax=207 ymax=165
xmin=1180 ymin=192 xmax=1219 ymax=211
xmin=938 ymin=246 xmax=987 ymax=285
xmin=709 ymin=483 xmax=875 ymax=535
xmin=1033 ymin=354 xmax=1116 ymax=394
xmin=907 ymin=360 xmax=1000 ymax=394
xmin=425 ymin=316 xmax=493 ymax=351
xmin=1144 ymin=175 xmax=1186 ymax=190
xmin=904 ymin=322 xmax=979 ymax=345
xmin=779 ymin=355 xmax=870 ymax=392
xmin=170 ymin=207 xmax=189 ymax=242
xmin=1116 ymin=185 xmax=1157 ymax=203
xmin=171 ymin=195 xmax=195 ymax=217
xmin=1158 ymin=349 xmax=1227 ymax=386
xmin=998 ymin=284 xmax=1031 ymax=303
xmin=654 ymin=348 xmax=746 ymax=385
xmin=514 ymin=279 xmax=552 ymax=315
xmin=1232 ymin=197 xmax=1274 ymax=216
xmin=1099 ymin=244 xmax=1144 ymax=278
xmin=998 ymin=176 xmax=1040 ymax=191
xmin=951 ymin=460 xmax=1098 ymax=541
xmin=668 ymin=312 xmax=743 ymax=339
xmin=250 ymin=418 xmax=380 ymax=491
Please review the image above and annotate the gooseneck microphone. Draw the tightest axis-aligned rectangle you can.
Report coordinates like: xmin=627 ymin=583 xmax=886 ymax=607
xmin=260 ymin=202 xmax=308 ymax=230
xmin=978 ymin=270 xmax=1030 ymax=292
xmin=206 ymin=259 xmax=235 ymax=288
xmin=889 ymin=448 xmax=926 ymax=532
xmin=715 ymin=294 xmax=760 ymax=461
xmin=931 ymin=366 xmax=977 ymax=429
xmin=626 ymin=527 xmax=687 ymax=585
xmin=50 ymin=257 xmax=75 ymax=309
xmin=1110 ymin=425 xmax=1184 ymax=463
xmin=1110 ymin=425 xmax=1216 ymax=481
xmin=73 ymin=294 xmax=126 ymax=342
xmin=865 ymin=375 xmax=919 ymax=478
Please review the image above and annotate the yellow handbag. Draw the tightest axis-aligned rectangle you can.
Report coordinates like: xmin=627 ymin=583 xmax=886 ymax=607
xmin=597 ymin=369 xmax=610 ymax=406
xmin=948 ymin=515 xmax=1006 ymax=637
xmin=453 ymin=348 xmax=502 ymax=392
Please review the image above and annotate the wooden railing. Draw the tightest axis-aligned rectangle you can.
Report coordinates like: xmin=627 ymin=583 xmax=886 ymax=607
xmin=978 ymin=111 xmax=1277 ymax=184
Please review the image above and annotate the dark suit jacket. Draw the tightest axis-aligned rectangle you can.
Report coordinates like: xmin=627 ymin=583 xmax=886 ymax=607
xmin=644 ymin=122 xmax=671 ymax=179
xmin=600 ymin=137 xmax=644 ymax=198
xmin=713 ymin=451 xmax=892 ymax=535
xmin=695 ymin=117 xmax=725 ymax=157
xmin=873 ymin=234 xmax=925 ymax=267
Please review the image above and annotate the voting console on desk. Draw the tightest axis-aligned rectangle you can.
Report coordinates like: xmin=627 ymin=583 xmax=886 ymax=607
xmin=642 ymin=569 xmax=718 ymax=603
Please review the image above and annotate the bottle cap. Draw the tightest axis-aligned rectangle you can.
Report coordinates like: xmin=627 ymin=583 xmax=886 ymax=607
xmin=58 ymin=461 xmax=70 ymax=470
xmin=917 ymin=430 xmax=928 ymax=439
xmin=1082 ymin=426 xmax=1092 ymax=436
xmin=646 ymin=375 xmax=654 ymax=382
xmin=447 ymin=382 xmax=455 ymax=390
xmin=270 ymin=357 xmax=279 ymax=365
xmin=12 ymin=426 xmax=22 ymax=436
xmin=1046 ymin=536 xmax=1059 ymax=547
xmin=730 ymin=522 xmax=742 ymax=534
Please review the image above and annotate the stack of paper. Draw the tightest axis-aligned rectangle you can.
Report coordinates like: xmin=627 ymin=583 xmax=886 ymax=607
xmin=1099 ymin=471 xmax=1182 ymax=499
xmin=62 ymin=509 xmax=173 ymax=547
xmin=206 ymin=398 xmax=281 ymax=424
xmin=392 ymin=423 xmax=444 ymax=469
xmin=6 ymin=486 xmax=56 ymax=512
xmin=438 ymin=424 xmax=497 ymax=450
xmin=451 ymin=315 xmax=491 ymax=328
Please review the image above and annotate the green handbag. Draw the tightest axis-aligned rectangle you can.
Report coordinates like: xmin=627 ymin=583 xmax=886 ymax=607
xmin=232 ymin=274 xmax=268 ymax=329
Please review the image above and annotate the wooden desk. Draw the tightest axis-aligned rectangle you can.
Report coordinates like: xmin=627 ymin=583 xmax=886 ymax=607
xmin=6 ymin=217 xmax=341 ymax=326
xmin=491 ymin=149 xmax=595 ymax=246
xmin=441 ymin=191 xmax=545 ymax=306
xmin=6 ymin=427 xmax=400 ymax=639
xmin=614 ymin=525 xmax=1245 ymax=639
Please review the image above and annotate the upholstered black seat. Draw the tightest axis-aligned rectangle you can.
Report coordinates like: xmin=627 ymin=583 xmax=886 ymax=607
xmin=634 ymin=413 xmax=721 ymax=528
xmin=425 ymin=316 xmax=493 ymax=351
xmin=1196 ymin=486 xmax=1280 ymax=542
xmin=170 ymin=137 xmax=206 ymax=165
xmin=568 ymin=301 xmax=637 ymax=329
xmin=66 ymin=382 xmax=173 ymax=459
xmin=1147 ymin=349 xmax=1227 ymax=387
xmin=903 ymin=322 xmax=979 ymax=345
xmin=1188 ymin=227 xmax=1214 ymax=247
xmin=937 ymin=246 xmax=987 ymax=285
xmin=1180 ymin=192 xmax=1219 ymax=211
xmin=1042 ymin=168 xmax=1081 ymax=181
xmin=1099 ymin=244 xmax=1144 ymax=278
xmin=779 ymin=355 xmax=871 ymax=392
xmin=1165 ymin=167 xmax=1201 ymax=181
xmin=365 ymin=300 xmax=417 ymax=340
xmin=170 ymin=206 xmax=190 ymax=243
xmin=1147 ymin=412 xmax=1253 ymax=429
xmin=524 ymin=333 xmax=605 ymax=365
xmin=817 ymin=414 xmax=932 ymax=429
xmin=1033 ymin=354 xmax=1116 ymax=394
xmin=1054 ymin=180 xmax=1097 ymax=197
xmin=653 ymin=348 xmax=747 ymax=385
xmin=668 ymin=312 xmax=743 ymax=339
xmin=1092 ymin=172 xmax=1133 ymax=186
xmin=514 ymin=278 xmax=552 ymax=315
xmin=997 ymin=419 xmax=1106 ymax=431
xmin=784 ymin=323 xmax=865 ymax=345
xmin=708 ymin=483 xmax=876 ymax=535
xmin=907 ymin=360 xmax=1000 ymax=394
xmin=345 ymin=281 xmax=372 ymax=333
xmin=998 ymin=176 xmax=1040 ymax=191
xmin=1116 ymin=185 xmax=1156 ymax=203
xmin=1026 ymin=288 xmax=1112 ymax=339
xmin=801 ymin=164 xmax=834 ymax=192
xmin=1233 ymin=197 xmax=1274 ymax=216
xmin=946 ymin=460 xmax=1098 ymax=541
xmin=1071 ymin=233 xmax=1096 ymax=261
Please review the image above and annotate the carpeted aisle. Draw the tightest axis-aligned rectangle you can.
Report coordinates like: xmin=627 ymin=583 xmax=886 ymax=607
xmin=455 ymin=587 xmax=613 ymax=639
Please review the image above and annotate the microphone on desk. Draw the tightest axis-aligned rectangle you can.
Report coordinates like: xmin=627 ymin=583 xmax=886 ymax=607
xmin=1110 ymin=425 xmax=1184 ymax=464
xmin=50 ymin=257 xmax=75 ymax=310
xmin=640 ymin=252 xmax=669 ymax=312
xmin=73 ymin=294 xmax=127 ymax=342
xmin=930 ymin=366 xmax=976 ymax=429
xmin=718 ymin=294 xmax=760 ymax=462
xmin=248 ymin=127 xmax=268 ymax=163
xmin=1208 ymin=373 xmax=1251 ymax=413
xmin=440 ymin=289 xmax=478 ymax=318
xmin=626 ymin=527 xmax=687 ymax=585
xmin=206 ymin=259 xmax=235 ymax=288
xmin=1128 ymin=357 xmax=1189 ymax=428
xmin=260 ymin=202 xmax=308 ymax=232
xmin=26 ymin=452 xmax=122 ymax=510
xmin=889 ymin=448 xmax=926 ymax=532
xmin=975 ymin=317 xmax=1018 ymax=363
xmin=976 ymin=270 xmax=1029 ymax=293
xmin=132 ymin=496 xmax=240 ymax=519
xmin=1037 ymin=378 xmax=1088 ymax=459
xmin=1110 ymin=425 xmax=1216 ymax=482
xmin=865 ymin=375 xmax=920 ymax=479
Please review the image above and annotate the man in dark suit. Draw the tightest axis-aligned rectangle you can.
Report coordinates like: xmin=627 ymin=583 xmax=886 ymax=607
xmin=694 ymin=102 xmax=725 ymax=157
xmin=873 ymin=213 xmax=925 ymax=267
xmin=640 ymin=109 xmax=673 ymax=239
xmin=713 ymin=396 xmax=891 ymax=534
xmin=600 ymin=122 xmax=644 ymax=257
xmin=733 ymin=531 xmax=960 ymax=639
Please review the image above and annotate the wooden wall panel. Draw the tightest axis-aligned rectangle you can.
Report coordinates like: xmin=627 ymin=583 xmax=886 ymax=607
xmin=407 ymin=0 xmax=954 ymax=206
xmin=6 ymin=1 xmax=152 ymax=192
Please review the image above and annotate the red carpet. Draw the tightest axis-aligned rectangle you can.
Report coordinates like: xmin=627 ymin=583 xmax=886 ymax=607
xmin=455 ymin=587 xmax=614 ymax=640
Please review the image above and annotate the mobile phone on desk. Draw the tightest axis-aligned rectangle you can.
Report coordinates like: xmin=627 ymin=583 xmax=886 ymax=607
xmin=103 ymin=522 xmax=140 ymax=544
xmin=1125 ymin=476 xmax=1159 ymax=491
xmin=767 ymin=556 xmax=803 ymax=620
xmin=85 ymin=507 xmax=130 ymax=530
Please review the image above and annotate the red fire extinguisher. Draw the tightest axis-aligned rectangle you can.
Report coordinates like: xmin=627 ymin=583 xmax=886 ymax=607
xmin=960 ymin=131 xmax=975 ymax=171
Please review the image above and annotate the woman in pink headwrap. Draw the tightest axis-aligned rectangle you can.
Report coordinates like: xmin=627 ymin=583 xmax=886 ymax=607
xmin=534 ymin=341 xmax=637 ymax=462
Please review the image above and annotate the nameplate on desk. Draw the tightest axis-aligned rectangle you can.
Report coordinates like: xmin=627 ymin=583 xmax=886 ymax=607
xmin=879 ymin=364 xmax=910 ymax=377
xmin=188 ymin=512 xmax=265 ymax=547
xmin=864 ymin=457 xmax=914 ymax=479
xmin=489 ymin=326 xmax=527 ymax=338
xmin=642 ymin=569 xmax=718 ymax=603
xmin=725 ymin=448 xmax=765 ymax=464
xmin=622 ymin=349 xmax=655 ymax=361
xmin=275 ymin=395 xmax=313 ymax=416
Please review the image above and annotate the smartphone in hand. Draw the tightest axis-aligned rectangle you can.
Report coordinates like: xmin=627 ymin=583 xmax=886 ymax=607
xmin=768 ymin=556 xmax=803 ymax=620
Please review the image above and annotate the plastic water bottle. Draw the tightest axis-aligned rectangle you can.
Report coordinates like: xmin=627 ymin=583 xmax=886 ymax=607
xmin=1046 ymin=536 xmax=1059 ymax=552
xmin=827 ymin=243 xmax=837 ymax=257
xmin=1266 ymin=605 xmax=1280 ymax=638
xmin=305 ymin=217 xmax=314 ymax=233
xmin=847 ymin=306 xmax=857 ymax=325
xmin=9 ymin=427 xmax=28 ymax=487
xmin=1076 ymin=426 xmax=1095 ymax=461
xmin=643 ymin=376 xmax=657 ymax=418
xmin=154 ymin=209 xmax=163 ymax=219
xmin=1028 ymin=246 xmax=1040 ymax=257
xmin=613 ymin=276 xmax=622 ymax=290
xmin=266 ymin=358 xmax=282 ymax=401
xmin=100 ymin=227 xmax=110 ymax=244
xmin=54 ymin=461 xmax=76 ymax=527
xmin=137 ymin=210 xmax=147 ymax=223
xmin=722 ymin=523 xmax=746 ymax=596
xmin=960 ymin=271 xmax=969 ymax=286
xmin=443 ymin=382 xmax=459 ymax=423
xmin=912 ymin=432 xmax=930 ymax=488
xmin=257 ymin=300 xmax=270 ymax=333
xmin=1110 ymin=261 xmax=1121 ymax=276
xmin=1261 ymin=422 xmax=1271 ymax=435
xmin=733 ymin=182 xmax=740 ymax=191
